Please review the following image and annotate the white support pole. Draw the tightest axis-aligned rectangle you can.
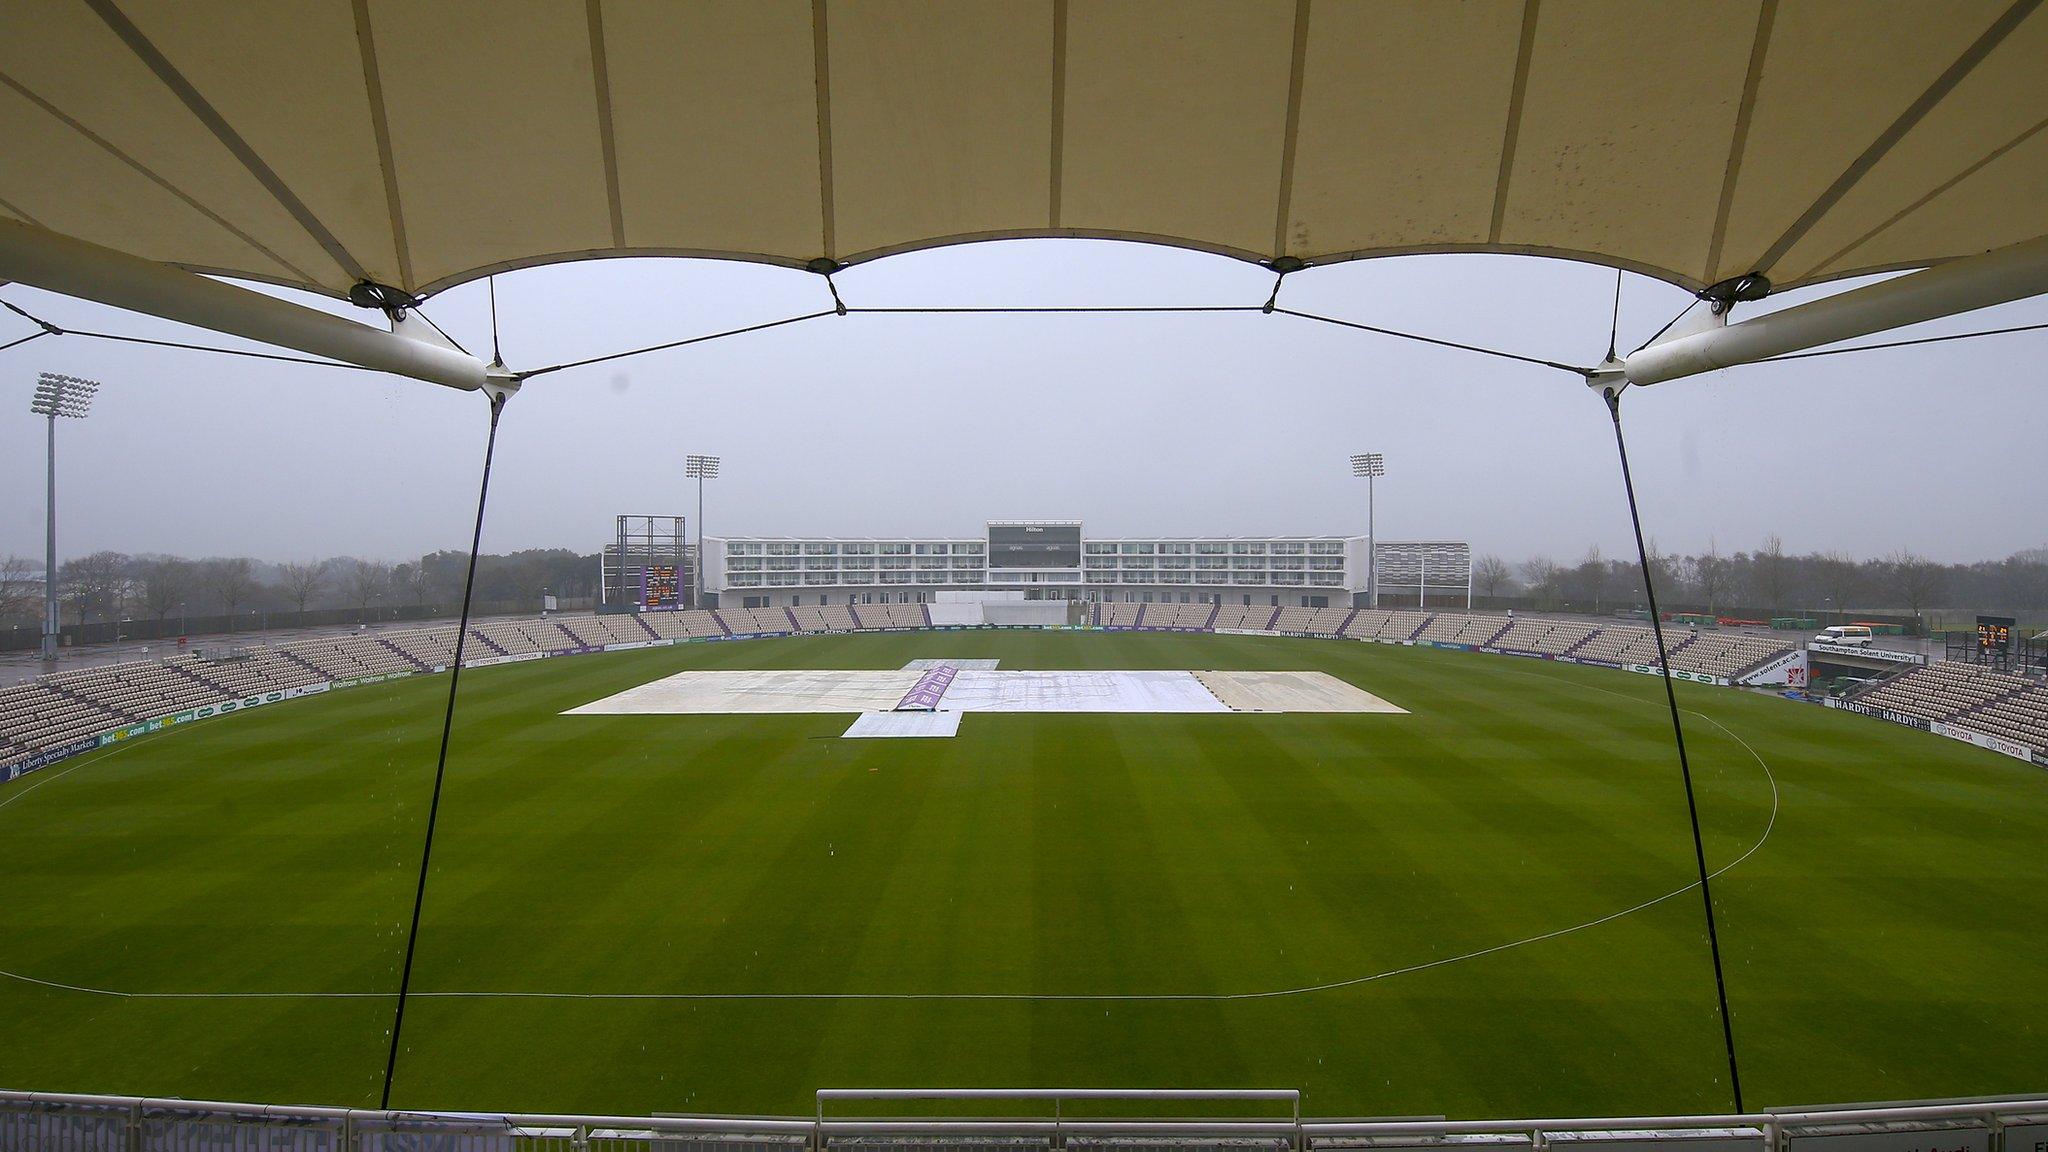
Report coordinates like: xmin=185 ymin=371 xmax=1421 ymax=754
xmin=0 ymin=220 xmax=489 ymax=391
xmin=1625 ymin=235 xmax=2048 ymax=385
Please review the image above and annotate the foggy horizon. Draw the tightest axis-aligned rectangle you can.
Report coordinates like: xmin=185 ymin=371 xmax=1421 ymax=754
xmin=5 ymin=239 xmax=2043 ymax=568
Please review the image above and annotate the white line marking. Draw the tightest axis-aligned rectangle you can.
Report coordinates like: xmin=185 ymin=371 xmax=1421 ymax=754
xmin=0 ymin=661 xmax=1778 ymax=1003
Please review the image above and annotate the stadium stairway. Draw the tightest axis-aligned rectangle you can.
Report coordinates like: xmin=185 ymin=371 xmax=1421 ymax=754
xmin=167 ymin=659 xmax=235 ymax=697
xmin=375 ymin=636 xmax=431 ymax=671
xmin=278 ymin=648 xmax=332 ymax=682
xmin=467 ymin=629 xmax=509 ymax=657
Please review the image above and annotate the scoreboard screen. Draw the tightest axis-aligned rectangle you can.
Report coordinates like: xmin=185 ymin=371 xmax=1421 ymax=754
xmin=988 ymin=523 xmax=1081 ymax=569
xmin=641 ymin=564 xmax=682 ymax=610
xmin=1977 ymin=615 xmax=2015 ymax=652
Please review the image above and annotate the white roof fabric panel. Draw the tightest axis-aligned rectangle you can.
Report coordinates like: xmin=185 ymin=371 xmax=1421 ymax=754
xmin=602 ymin=0 xmax=824 ymax=261
xmin=3 ymin=0 xmax=2043 ymax=299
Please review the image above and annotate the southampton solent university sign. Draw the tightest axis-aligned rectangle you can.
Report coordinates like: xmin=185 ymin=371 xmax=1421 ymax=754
xmin=1810 ymin=640 xmax=1925 ymax=664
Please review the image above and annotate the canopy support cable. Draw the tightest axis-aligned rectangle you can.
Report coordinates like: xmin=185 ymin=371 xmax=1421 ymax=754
xmin=414 ymin=306 xmax=471 ymax=357
xmin=1261 ymin=272 xmax=1286 ymax=314
xmin=18 ymin=291 xmax=2038 ymax=386
xmin=488 ymin=275 xmax=502 ymax=366
xmin=1602 ymin=387 xmax=1745 ymax=1113
xmin=1274 ymin=306 xmax=1592 ymax=375
xmin=1 ymin=295 xmax=63 ymax=334
xmin=379 ymin=387 xmax=507 ymax=1109
xmin=1630 ymin=298 xmax=1704 ymax=357
xmin=519 ymin=310 xmax=839 ymax=379
xmin=65 ymin=329 xmax=382 ymax=371
xmin=1605 ymin=268 xmax=1623 ymax=361
xmin=0 ymin=330 xmax=51 ymax=354
xmin=1750 ymin=320 xmax=2048 ymax=364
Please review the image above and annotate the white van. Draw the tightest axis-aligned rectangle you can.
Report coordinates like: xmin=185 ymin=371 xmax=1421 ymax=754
xmin=1814 ymin=625 xmax=1874 ymax=647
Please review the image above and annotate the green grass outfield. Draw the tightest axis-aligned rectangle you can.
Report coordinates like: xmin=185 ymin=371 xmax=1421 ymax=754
xmin=2 ymin=630 xmax=2044 ymax=1118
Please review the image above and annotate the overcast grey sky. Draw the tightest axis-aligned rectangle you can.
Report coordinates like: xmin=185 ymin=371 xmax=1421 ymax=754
xmin=2 ymin=240 xmax=2043 ymax=568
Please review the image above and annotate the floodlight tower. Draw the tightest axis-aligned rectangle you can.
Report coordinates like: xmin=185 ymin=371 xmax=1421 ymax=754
xmin=684 ymin=454 xmax=720 ymax=608
xmin=1350 ymin=452 xmax=1385 ymax=607
xmin=31 ymin=373 xmax=100 ymax=661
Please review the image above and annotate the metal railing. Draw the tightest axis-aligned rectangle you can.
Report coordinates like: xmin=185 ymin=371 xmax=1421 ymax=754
xmin=4 ymin=1089 xmax=2045 ymax=1152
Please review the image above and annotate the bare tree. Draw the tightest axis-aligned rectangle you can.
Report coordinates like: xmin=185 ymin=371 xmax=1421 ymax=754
xmin=1520 ymin=555 xmax=1562 ymax=607
xmin=1569 ymin=546 xmax=1609 ymax=611
xmin=138 ymin=557 xmax=193 ymax=623
xmin=278 ymin=559 xmax=330 ymax=614
xmin=0 ymin=555 xmax=37 ymax=623
xmin=203 ymin=557 xmax=257 ymax=626
xmin=1637 ymin=537 xmax=1678 ymax=601
xmin=345 ymin=559 xmax=392 ymax=614
xmin=1813 ymin=550 xmax=1859 ymax=623
xmin=1885 ymin=549 xmax=1944 ymax=621
xmin=1751 ymin=533 xmax=1789 ymax=613
xmin=1693 ymin=538 xmax=1731 ymax=616
xmin=1473 ymin=554 xmax=1514 ymax=599
xmin=395 ymin=561 xmax=432 ymax=607
xmin=60 ymin=550 xmax=129 ymax=624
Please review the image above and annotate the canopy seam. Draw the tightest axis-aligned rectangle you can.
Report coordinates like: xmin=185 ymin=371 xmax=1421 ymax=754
xmin=1488 ymin=0 xmax=1542 ymax=245
xmin=84 ymin=0 xmax=371 ymax=285
xmin=1703 ymin=0 xmax=1777 ymax=285
xmin=1272 ymin=0 xmax=1312 ymax=259
xmin=1751 ymin=0 xmax=2042 ymax=275
xmin=0 ymin=71 xmax=315 ymax=286
xmin=350 ymin=0 xmax=413 ymax=291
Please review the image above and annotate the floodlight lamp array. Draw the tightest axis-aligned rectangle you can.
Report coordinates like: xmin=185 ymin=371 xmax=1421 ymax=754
xmin=1350 ymin=452 xmax=1385 ymax=478
xmin=685 ymin=454 xmax=721 ymax=478
xmin=30 ymin=371 xmax=99 ymax=418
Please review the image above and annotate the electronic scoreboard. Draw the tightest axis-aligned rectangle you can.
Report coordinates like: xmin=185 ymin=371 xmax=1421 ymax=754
xmin=1977 ymin=615 xmax=2015 ymax=653
xmin=641 ymin=564 xmax=682 ymax=611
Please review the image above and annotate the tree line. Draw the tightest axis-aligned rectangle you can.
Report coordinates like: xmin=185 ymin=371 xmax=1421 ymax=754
xmin=1468 ymin=537 xmax=2048 ymax=619
xmin=0 ymin=549 xmax=601 ymax=627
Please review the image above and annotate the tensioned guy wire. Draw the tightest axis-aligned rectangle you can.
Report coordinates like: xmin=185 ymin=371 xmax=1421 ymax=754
xmin=488 ymin=274 xmax=502 ymax=366
xmin=517 ymin=309 xmax=839 ymax=378
xmin=63 ymin=329 xmax=384 ymax=371
xmin=378 ymin=388 xmax=507 ymax=1109
xmin=1603 ymin=386 xmax=1746 ymax=1113
xmin=1271 ymin=306 xmax=1592 ymax=375
xmin=1751 ymin=320 xmax=2048 ymax=363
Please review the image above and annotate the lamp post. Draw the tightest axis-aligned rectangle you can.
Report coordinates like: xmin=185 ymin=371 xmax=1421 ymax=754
xmin=684 ymin=454 xmax=720 ymax=609
xmin=31 ymin=373 xmax=99 ymax=661
xmin=1349 ymin=453 xmax=1385 ymax=608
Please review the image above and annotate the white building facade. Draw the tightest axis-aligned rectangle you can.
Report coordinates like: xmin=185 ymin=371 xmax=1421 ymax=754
xmin=704 ymin=522 xmax=1470 ymax=610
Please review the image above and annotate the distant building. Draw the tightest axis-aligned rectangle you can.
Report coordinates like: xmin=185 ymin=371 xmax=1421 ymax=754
xmin=701 ymin=521 xmax=1470 ymax=610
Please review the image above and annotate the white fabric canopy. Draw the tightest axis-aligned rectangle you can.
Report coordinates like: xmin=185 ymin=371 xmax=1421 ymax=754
xmin=2 ymin=0 xmax=2044 ymax=300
